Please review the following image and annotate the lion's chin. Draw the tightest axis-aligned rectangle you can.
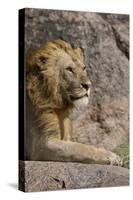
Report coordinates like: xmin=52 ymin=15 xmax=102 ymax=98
xmin=72 ymin=89 xmax=91 ymax=108
xmin=74 ymin=95 xmax=89 ymax=108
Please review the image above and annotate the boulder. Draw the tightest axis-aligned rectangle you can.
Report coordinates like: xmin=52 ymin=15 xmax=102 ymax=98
xmin=19 ymin=160 xmax=129 ymax=192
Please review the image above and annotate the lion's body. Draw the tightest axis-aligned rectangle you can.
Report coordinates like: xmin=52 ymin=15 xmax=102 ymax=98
xmin=26 ymin=39 xmax=122 ymax=166
xmin=26 ymin=101 xmax=72 ymax=160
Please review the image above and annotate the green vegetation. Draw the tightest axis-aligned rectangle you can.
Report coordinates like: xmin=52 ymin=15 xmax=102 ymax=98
xmin=114 ymin=143 xmax=129 ymax=169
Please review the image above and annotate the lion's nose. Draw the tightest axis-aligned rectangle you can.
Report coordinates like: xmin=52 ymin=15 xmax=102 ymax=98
xmin=81 ymin=82 xmax=91 ymax=91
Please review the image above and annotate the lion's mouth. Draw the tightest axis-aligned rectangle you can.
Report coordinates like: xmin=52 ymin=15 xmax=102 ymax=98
xmin=71 ymin=93 xmax=88 ymax=101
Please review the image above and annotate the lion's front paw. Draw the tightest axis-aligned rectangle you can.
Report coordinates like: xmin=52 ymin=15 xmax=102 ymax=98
xmin=107 ymin=151 xmax=123 ymax=166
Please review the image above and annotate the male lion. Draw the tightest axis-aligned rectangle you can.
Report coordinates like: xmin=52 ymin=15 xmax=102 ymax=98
xmin=26 ymin=39 xmax=122 ymax=166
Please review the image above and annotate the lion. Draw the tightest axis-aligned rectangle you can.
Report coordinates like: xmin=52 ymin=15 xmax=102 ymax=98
xmin=26 ymin=39 xmax=122 ymax=166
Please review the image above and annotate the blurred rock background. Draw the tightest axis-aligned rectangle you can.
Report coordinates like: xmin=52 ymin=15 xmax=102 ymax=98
xmin=25 ymin=8 xmax=129 ymax=168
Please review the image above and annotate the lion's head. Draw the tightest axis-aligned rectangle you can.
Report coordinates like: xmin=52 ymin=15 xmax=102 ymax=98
xmin=26 ymin=39 xmax=91 ymax=109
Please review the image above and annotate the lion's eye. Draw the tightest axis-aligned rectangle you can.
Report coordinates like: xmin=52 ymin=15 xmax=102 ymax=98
xmin=83 ymin=66 xmax=86 ymax=70
xmin=66 ymin=67 xmax=74 ymax=73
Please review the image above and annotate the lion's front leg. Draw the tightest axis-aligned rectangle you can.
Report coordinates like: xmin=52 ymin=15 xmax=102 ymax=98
xmin=37 ymin=138 xmax=122 ymax=166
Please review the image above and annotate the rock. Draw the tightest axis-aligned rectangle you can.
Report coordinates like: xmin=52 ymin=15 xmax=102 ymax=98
xmin=100 ymin=14 xmax=129 ymax=58
xmin=19 ymin=160 xmax=129 ymax=192
xmin=24 ymin=9 xmax=129 ymax=153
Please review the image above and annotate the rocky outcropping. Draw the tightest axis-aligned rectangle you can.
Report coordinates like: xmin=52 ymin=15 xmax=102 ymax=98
xmin=19 ymin=161 xmax=129 ymax=192
xmin=25 ymin=8 xmax=129 ymax=152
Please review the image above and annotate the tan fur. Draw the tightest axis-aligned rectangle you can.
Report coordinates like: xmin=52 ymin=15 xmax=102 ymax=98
xmin=26 ymin=39 xmax=122 ymax=165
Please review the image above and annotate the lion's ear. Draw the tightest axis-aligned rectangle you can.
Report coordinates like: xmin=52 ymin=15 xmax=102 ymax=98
xmin=36 ymin=54 xmax=48 ymax=69
xmin=74 ymin=48 xmax=84 ymax=61
xmin=26 ymin=50 xmax=48 ymax=73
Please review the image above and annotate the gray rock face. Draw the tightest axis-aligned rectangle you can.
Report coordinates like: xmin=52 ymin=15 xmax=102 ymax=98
xmin=25 ymin=8 xmax=129 ymax=151
xmin=19 ymin=161 xmax=129 ymax=192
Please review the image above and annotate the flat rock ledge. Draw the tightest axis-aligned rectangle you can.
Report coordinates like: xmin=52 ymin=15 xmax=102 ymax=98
xmin=19 ymin=160 xmax=129 ymax=192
